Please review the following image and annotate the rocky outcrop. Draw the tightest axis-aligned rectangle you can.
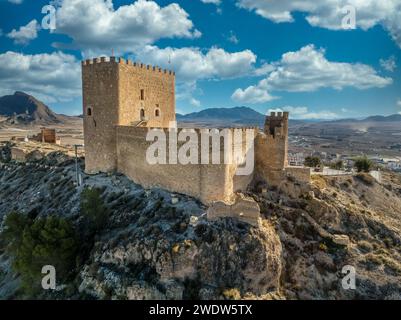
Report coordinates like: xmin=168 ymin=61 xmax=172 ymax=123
xmin=77 ymin=219 xmax=281 ymax=300
xmin=0 ymin=143 xmax=282 ymax=300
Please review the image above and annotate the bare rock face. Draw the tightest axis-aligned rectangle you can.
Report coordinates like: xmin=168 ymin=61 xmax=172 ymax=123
xmin=78 ymin=218 xmax=282 ymax=300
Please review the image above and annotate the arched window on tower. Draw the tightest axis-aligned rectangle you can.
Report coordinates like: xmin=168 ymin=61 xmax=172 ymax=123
xmin=140 ymin=108 xmax=145 ymax=120
xmin=87 ymin=107 xmax=92 ymax=116
xmin=155 ymin=105 xmax=160 ymax=117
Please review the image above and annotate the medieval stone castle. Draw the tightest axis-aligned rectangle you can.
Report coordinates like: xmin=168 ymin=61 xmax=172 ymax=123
xmin=82 ymin=57 xmax=310 ymax=206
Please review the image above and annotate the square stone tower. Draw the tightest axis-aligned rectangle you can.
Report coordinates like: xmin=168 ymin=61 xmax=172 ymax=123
xmin=254 ymin=111 xmax=289 ymax=185
xmin=82 ymin=57 xmax=176 ymax=174
xmin=263 ymin=111 xmax=289 ymax=169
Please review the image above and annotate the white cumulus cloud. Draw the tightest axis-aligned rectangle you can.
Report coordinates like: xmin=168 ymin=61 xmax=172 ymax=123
xmin=52 ymin=0 xmax=201 ymax=55
xmin=0 ymin=51 xmax=81 ymax=103
xmin=232 ymin=45 xmax=392 ymax=104
xmin=133 ymin=45 xmax=259 ymax=106
xmin=134 ymin=45 xmax=257 ymax=82
xmin=236 ymin=0 xmax=401 ymax=48
xmin=7 ymin=20 xmax=40 ymax=45
xmin=232 ymin=80 xmax=278 ymax=104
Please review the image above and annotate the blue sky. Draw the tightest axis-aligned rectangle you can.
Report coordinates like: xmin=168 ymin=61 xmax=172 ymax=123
xmin=0 ymin=0 xmax=400 ymax=119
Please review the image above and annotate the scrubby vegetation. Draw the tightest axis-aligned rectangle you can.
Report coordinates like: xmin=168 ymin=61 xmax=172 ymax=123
xmin=1 ymin=212 xmax=78 ymax=295
xmin=304 ymin=156 xmax=321 ymax=168
xmin=354 ymin=156 xmax=374 ymax=173
xmin=0 ymin=184 xmax=111 ymax=297
xmin=329 ymin=160 xmax=343 ymax=170
xmin=80 ymin=187 xmax=109 ymax=232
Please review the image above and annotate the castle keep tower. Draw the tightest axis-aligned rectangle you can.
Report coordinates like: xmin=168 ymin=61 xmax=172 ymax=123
xmin=82 ymin=57 xmax=176 ymax=173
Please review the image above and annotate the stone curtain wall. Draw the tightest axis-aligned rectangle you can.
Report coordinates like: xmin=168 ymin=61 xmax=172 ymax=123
xmin=116 ymin=126 xmax=254 ymax=204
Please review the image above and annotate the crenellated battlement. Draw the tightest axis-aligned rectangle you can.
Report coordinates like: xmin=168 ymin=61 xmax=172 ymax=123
xmin=81 ymin=56 xmax=175 ymax=75
xmin=264 ymin=111 xmax=289 ymax=138
xmin=268 ymin=111 xmax=289 ymax=120
xmin=116 ymin=125 xmax=259 ymax=136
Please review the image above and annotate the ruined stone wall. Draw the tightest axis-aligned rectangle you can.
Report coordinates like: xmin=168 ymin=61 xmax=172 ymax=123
xmin=11 ymin=147 xmax=27 ymax=162
xmin=82 ymin=58 xmax=120 ymax=173
xmin=118 ymin=59 xmax=175 ymax=128
xmin=30 ymin=128 xmax=57 ymax=144
xmin=285 ymin=166 xmax=311 ymax=183
xmin=41 ymin=128 xmax=56 ymax=143
xmin=115 ymin=126 xmax=254 ymax=204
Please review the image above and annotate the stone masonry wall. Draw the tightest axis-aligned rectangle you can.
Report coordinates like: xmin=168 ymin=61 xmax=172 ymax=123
xmin=82 ymin=58 xmax=120 ymax=173
xmin=118 ymin=59 xmax=175 ymax=128
xmin=285 ymin=166 xmax=312 ymax=183
xmin=254 ymin=112 xmax=289 ymax=186
xmin=115 ymin=126 xmax=254 ymax=204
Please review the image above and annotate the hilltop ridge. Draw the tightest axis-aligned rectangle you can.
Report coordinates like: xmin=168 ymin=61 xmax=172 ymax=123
xmin=0 ymin=92 xmax=74 ymax=125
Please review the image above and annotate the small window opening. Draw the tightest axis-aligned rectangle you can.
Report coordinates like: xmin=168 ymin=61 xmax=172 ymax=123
xmin=140 ymin=108 xmax=145 ymax=119
xmin=87 ymin=107 xmax=92 ymax=116
xmin=155 ymin=109 xmax=160 ymax=117
xmin=140 ymin=89 xmax=145 ymax=100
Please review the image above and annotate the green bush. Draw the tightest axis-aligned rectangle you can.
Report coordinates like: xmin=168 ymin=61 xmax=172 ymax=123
xmin=80 ymin=187 xmax=109 ymax=232
xmin=2 ymin=212 xmax=78 ymax=295
xmin=354 ymin=156 xmax=373 ymax=173
xmin=330 ymin=160 xmax=343 ymax=170
xmin=304 ymin=156 xmax=321 ymax=168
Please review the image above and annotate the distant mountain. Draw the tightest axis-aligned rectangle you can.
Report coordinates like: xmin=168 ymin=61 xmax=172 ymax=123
xmin=363 ymin=114 xmax=401 ymax=122
xmin=178 ymin=106 xmax=264 ymax=121
xmin=0 ymin=91 xmax=63 ymax=125
xmin=177 ymin=106 xmax=401 ymax=128
xmin=177 ymin=106 xmax=313 ymax=127
xmin=177 ymin=106 xmax=266 ymax=126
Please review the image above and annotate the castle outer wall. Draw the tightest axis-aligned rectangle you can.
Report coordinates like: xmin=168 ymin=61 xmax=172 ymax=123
xmin=116 ymin=126 xmax=254 ymax=204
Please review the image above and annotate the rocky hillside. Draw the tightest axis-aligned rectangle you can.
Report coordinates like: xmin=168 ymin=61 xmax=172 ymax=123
xmin=0 ymin=142 xmax=400 ymax=300
xmin=0 ymin=92 xmax=64 ymax=125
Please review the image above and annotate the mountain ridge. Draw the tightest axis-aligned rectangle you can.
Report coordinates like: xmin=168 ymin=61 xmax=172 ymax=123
xmin=177 ymin=106 xmax=401 ymax=125
xmin=0 ymin=91 xmax=64 ymax=125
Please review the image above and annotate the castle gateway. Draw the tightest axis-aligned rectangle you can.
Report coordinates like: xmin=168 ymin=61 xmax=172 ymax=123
xmin=82 ymin=57 xmax=310 ymax=204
